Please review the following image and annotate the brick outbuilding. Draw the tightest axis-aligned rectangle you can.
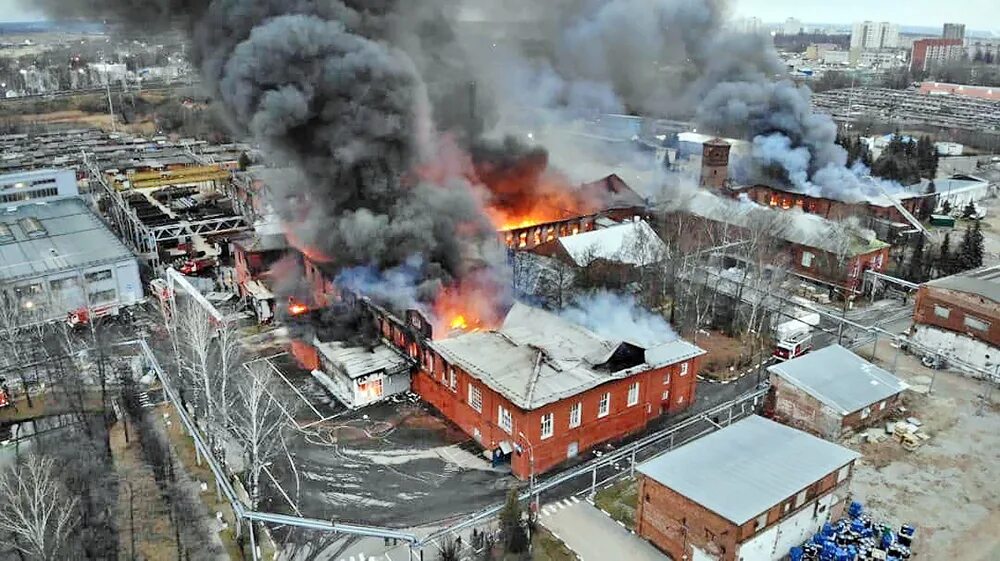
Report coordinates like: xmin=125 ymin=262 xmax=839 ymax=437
xmin=767 ymin=345 xmax=908 ymax=440
xmin=636 ymin=416 xmax=860 ymax=561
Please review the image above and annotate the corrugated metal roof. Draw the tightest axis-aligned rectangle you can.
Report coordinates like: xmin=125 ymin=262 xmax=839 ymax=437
xmin=315 ymin=340 xmax=411 ymax=380
xmin=0 ymin=197 xmax=135 ymax=283
xmin=430 ymin=303 xmax=702 ymax=410
xmin=557 ymin=221 xmax=667 ymax=267
xmin=767 ymin=345 xmax=908 ymax=414
xmin=637 ymin=416 xmax=860 ymax=524
xmin=924 ymin=265 xmax=1000 ymax=303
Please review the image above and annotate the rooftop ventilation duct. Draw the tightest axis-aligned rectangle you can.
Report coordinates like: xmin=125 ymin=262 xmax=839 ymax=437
xmin=18 ymin=217 xmax=47 ymax=238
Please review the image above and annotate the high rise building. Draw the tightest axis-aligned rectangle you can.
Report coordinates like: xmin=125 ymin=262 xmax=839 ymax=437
xmin=783 ymin=17 xmax=804 ymax=36
xmin=942 ymin=23 xmax=966 ymax=40
xmin=911 ymin=38 xmax=965 ymax=72
xmin=850 ymin=21 xmax=900 ymax=50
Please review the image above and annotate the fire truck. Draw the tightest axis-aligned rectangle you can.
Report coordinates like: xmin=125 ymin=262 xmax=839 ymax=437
xmin=772 ymin=311 xmax=821 ymax=361
xmin=66 ymin=303 xmax=122 ymax=328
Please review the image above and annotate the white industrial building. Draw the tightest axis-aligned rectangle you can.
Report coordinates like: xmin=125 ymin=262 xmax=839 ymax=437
xmin=311 ymin=340 xmax=412 ymax=409
xmin=921 ymin=174 xmax=995 ymax=210
xmin=0 ymin=169 xmax=142 ymax=326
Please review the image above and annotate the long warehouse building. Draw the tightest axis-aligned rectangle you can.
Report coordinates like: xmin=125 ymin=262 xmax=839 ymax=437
xmin=0 ymin=169 xmax=143 ymax=326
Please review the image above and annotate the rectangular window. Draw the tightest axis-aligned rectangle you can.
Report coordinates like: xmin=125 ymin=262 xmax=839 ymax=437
xmin=85 ymin=269 xmax=112 ymax=282
xmin=444 ymin=365 xmax=452 ymax=383
xmin=449 ymin=367 xmax=457 ymax=392
xmin=49 ymin=277 xmax=76 ymax=291
xmin=663 ymin=372 xmax=671 ymax=385
xmin=598 ymin=392 xmax=610 ymax=418
xmin=627 ymin=382 xmax=640 ymax=407
xmin=680 ymin=362 xmax=689 ymax=376
xmin=423 ymin=350 xmax=433 ymax=372
xmin=661 ymin=389 xmax=670 ymax=401
xmin=965 ymin=316 xmax=990 ymax=332
xmin=860 ymin=406 xmax=871 ymax=419
xmin=498 ymin=405 xmax=512 ymax=434
xmin=755 ymin=513 xmax=768 ymax=530
xmin=795 ymin=489 xmax=807 ymax=508
xmin=837 ymin=464 xmax=851 ymax=483
xmin=801 ymin=251 xmax=814 ymax=268
xmin=540 ymin=413 xmax=554 ymax=439
xmin=569 ymin=402 xmax=581 ymax=428
xmin=89 ymin=289 xmax=116 ymax=303
xmin=468 ymin=384 xmax=482 ymax=413
xmin=933 ymin=305 xmax=950 ymax=319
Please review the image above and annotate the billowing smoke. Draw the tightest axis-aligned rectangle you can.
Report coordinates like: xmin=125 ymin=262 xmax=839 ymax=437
xmin=560 ymin=291 xmax=677 ymax=348
xmin=462 ymin=0 xmax=899 ymax=203
xmin=34 ymin=0 xmax=514 ymax=326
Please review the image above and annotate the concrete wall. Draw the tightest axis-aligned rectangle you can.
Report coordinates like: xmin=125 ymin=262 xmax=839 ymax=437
xmin=914 ymin=285 xmax=1000 ymax=347
xmin=911 ymin=324 xmax=997 ymax=375
xmin=736 ymin=491 xmax=842 ymax=561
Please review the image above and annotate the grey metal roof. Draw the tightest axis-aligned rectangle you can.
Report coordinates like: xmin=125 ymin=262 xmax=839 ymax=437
xmin=557 ymin=221 xmax=667 ymax=267
xmin=314 ymin=340 xmax=411 ymax=380
xmin=430 ymin=303 xmax=703 ymax=410
xmin=925 ymin=264 xmax=1000 ymax=303
xmin=637 ymin=416 xmax=860 ymax=525
xmin=0 ymin=197 xmax=135 ymax=283
xmin=767 ymin=345 xmax=908 ymax=415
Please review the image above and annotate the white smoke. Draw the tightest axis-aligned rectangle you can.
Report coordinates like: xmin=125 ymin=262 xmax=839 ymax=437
xmin=560 ymin=290 xmax=677 ymax=348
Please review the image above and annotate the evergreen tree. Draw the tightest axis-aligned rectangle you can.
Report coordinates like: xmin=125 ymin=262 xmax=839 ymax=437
xmin=942 ymin=200 xmax=953 ymax=215
xmin=956 ymin=224 xmax=983 ymax=272
xmin=499 ymin=489 xmax=528 ymax=553
xmin=938 ymin=232 xmax=953 ymax=276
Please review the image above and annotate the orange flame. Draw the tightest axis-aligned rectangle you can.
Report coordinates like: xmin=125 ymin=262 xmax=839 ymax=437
xmin=449 ymin=315 xmax=468 ymax=330
xmin=288 ymin=298 xmax=310 ymax=316
xmin=430 ymin=279 xmax=507 ymax=339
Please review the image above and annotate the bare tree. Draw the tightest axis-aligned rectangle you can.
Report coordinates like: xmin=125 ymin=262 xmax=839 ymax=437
xmin=0 ymin=455 xmax=79 ymax=561
xmin=215 ymin=317 xmax=243 ymax=430
xmin=175 ymin=298 xmax=217 ymax=425
xmin=231 ymin=362 xmax=295 ymax=510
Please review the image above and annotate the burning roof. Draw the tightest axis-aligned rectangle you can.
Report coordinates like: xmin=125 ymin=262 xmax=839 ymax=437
xmin=429 ymin=302 xmax=703 ymax=410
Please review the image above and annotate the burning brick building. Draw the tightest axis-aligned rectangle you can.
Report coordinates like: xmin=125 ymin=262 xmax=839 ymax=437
xmin=410 ymin=303 xmax=704 ymax=479
xmin=682 ymin=192 xmax=891 ymax=294
xmin=499 ymin=174 xmax=648 ymax=251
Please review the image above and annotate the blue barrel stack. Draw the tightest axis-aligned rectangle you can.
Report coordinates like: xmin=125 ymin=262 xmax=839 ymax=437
xmin=787 ymin=501 xmax=915 ymax=561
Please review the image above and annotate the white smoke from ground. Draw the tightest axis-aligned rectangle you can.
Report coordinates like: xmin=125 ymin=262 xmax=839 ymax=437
xmin=560 ymin=291 xmax=677 ymax=348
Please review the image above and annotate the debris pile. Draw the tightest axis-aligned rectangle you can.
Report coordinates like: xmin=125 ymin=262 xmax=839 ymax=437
xmin=790 ymin=501 xmax=914 ymax=561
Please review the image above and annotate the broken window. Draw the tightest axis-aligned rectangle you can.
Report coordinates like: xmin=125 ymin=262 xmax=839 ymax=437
xmin=498 ymin=405 xmax=513 ymax=434
xmin=680 ymin=362 xmax=689 ymax=376
xmin=663 ymin=372 xmax=671 ymax=385
xmin=449 ymin=367 xmax=457 ymax=392
xmin=540 ymin=413 xmax=554 ymax=439
xmin=801 ymin=251 xmax=814 ymax=268
xmin=965 ymin=315 xmax=990 ymax=332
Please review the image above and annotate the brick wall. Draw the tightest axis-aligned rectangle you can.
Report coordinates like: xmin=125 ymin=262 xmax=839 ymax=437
xmin=769 ymin=375 xmax=843 ymax=440
xmin=771 ymin=374 xmax=903 ymax=439
xmin=913 ymin=285 xmax=1000 ymax=347
xmin=413 ymin=350 xmax=699 ymax=479
xmin=636 ymin=461 xmax=856 ymax=561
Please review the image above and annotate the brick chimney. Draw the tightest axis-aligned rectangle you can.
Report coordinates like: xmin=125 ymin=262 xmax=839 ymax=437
xmin=700 ymin=138 xmax=731 ymax=190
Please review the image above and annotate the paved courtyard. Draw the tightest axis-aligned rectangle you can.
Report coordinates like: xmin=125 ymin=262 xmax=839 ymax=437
xmin=540 ymin=497 xmax=668 ymax=561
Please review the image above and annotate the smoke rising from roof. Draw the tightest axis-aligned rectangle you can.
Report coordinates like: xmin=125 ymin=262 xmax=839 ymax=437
xmin=560 ymin=291 xmax=677 ymax=348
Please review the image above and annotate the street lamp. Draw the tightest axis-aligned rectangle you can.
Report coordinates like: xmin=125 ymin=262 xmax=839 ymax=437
xmin=516 ymin=431 xmax=538 ymax=512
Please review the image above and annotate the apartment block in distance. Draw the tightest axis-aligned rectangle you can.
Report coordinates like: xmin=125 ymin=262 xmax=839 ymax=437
xmin=636 ymin=416 xmax=860 ymax=561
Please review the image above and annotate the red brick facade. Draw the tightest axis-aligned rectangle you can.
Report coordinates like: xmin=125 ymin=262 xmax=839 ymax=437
xmin=788 ymin=243 xmax=890 ymax=293
xmin=913 ymin=285 xmax=1000 ymax=347
xmin=406 ymin=331 xmax=699 ymax=479
xmin=769 ymin=375 xmax=903 ymax=440
xmin=636 ymin=462 xmax=854 ymax=561
xmin=742 ymin=185 xmax=921 ymax=225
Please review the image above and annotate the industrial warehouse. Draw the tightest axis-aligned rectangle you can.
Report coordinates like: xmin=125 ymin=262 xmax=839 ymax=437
xmin=0 ymin=4 xmax=997 ymax=561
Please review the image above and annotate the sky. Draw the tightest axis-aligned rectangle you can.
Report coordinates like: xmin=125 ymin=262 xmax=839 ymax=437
xmin=0 ymin=0 xmax=997 ymax=32
xmin=733 ymin=0 xmax=1000 ymax=31
xmin=0 ymin=0 xmax=45 ymax=22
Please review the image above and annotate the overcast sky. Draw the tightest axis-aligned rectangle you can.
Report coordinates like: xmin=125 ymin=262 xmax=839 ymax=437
xmin=733 ymin=0 xmax=999 ymax=31
xmin=1 ymin=0 xmax=997 ymax=32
